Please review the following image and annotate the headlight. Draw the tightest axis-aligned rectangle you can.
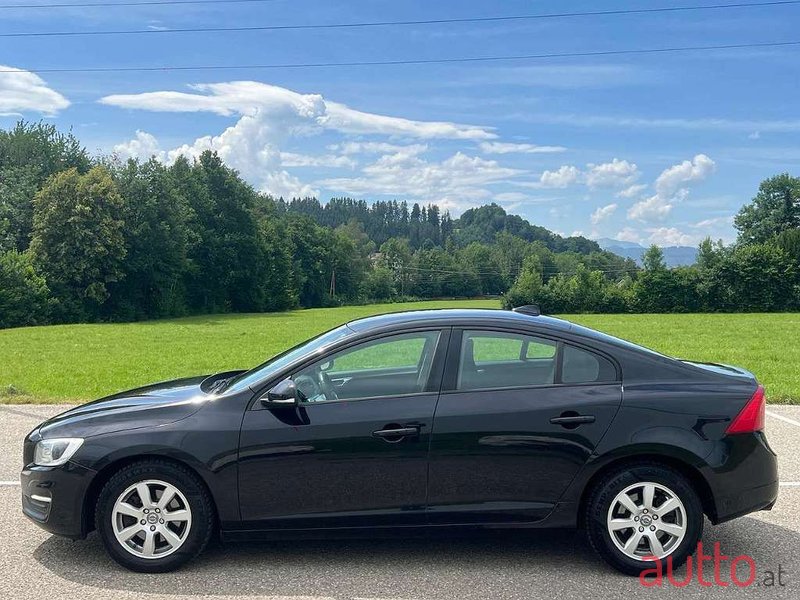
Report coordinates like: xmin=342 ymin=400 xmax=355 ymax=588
xmin=33 ymin=438 xmax=84 ymax=467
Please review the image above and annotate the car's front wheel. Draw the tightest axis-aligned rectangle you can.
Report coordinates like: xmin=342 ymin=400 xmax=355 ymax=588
xmin=95 ymin=459 xmax=214 ymax=572
xmin=585 ymin=463 xmax=704 ymax=576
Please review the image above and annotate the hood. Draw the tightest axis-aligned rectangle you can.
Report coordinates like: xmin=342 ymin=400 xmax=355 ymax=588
xmin=38 ymin=375 xmax=213 ymax=439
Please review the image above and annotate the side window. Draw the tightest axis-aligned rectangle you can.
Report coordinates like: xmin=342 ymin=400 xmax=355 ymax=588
xmin=293 ymin=331 xmax=441 ymax=402
xmin=562 ymin=344 xmax=617 ymax=384
xmin=458 ymin=331 xmax=557 ymax=391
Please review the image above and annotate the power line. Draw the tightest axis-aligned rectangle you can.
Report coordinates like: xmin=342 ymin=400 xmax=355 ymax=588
xmin=0 ymin=0 xmax=280 ymax=8
xmin=2 ymin=40 xmax=798 ymax=74
xmin=3 ymin=1 xmax=799 ymax=36
xmin=399 ymin=265 xmax=638 ymax=277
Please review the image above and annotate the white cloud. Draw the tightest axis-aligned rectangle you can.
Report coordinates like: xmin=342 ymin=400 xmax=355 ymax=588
xmin=628 ymin=154 xmax=716 ymax=223
xmin=324 ymin=101 xmax=494 ymax=140
xmin=479 ymin=141 xmax=566 ymax=155
xmin=591 ymin=203 xmax=618 ymax=225
xmin=627 ymin=193 xmax=679 ymax=221
xmin=614 ymin=227 xmax=642 ymax=244
xmin=748 ymin=131 xmax=761 ymax=140
xmin=113 ymin=130 xmax=165 ymax=162
xmin=692 ymin=215 xmax=734 ymax=229
xmin=331 ymin=141 xmax=428 ymax=155
xmin=101 ymin=81 xmax=495 ymax=140
xmin=654 ymin=154 xmax=716 ymax=197
xmin=279 ymin=152 xmax=356 ymax=169
xmin=103 ymin=81 xmax=502 ymax=198
xmin=646 ymin=227 xmax=696 ymax=247
xmin=539 ymin=165 xmax=582 ymax=188
xmin=617 ymin=183 xmax=648 ymax=198
xmin=522 ymin=113 xmax=800 ymax=133
xmin=318 ymin=150 xmax=522 ymax=213
xmin=537 ymin=159 xmax=639 ymax=190
xmin=585 ymin=158 xmax=639 ymax=189
xmin=0 ymin=65 xmax=69 ymax=116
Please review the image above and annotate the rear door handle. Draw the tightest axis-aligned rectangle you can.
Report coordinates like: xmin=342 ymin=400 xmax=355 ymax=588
xmin=372 ymin=426 xmax=420 ymax=440
xmin=550 ymin=415 xmax=596 ymax=426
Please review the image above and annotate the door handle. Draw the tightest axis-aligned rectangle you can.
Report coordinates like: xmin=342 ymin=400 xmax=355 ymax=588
xmin=372 ymin=426 xmax=420 ymax=441
xmin=550 ymin=414 xmax=596 ymax=426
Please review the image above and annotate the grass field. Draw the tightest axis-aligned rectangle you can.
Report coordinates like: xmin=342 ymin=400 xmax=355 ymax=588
xmin=1 ymin=300 xmax=798 ymax=404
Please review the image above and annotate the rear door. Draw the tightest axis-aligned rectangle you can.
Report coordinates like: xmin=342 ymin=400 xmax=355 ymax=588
xmin=426 ymin=327 xmax=622 ymax=524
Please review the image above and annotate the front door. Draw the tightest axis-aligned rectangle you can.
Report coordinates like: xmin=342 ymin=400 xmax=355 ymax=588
xmin=238 ymin=328 xmax=448 ymax=530
xmin=427 ymin=328 xmax=622 ymax=524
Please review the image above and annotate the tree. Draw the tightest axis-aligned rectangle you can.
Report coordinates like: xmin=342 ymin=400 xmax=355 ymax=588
xmin=0 ymin=166 xmax=39 ymax=252
xmin=361 ymin=266 xmax=395 ymax=301
xmin=380 ymin=237 xmax=413 ymax=296
xmin=106 ymin=159 xmax=193 ymax=319
xmin=30 ymin=167 xmax=126 ymax=321
xmin=710 ymin=243 xmax=798 ymax=311
xmin=0 ymin=121 xmax=90 ymax=181
xmin=504 ymin=255 xmax=544 ymax=309
xmin=775 ymin=228 xmax=800 ymax=259
xmin=0 ymin=250 xmax=51 ymax=328
xmin=735 ymin=173 xmax=800 ymax=244
xmin=642 ymin=245 xmax=667 ymax=272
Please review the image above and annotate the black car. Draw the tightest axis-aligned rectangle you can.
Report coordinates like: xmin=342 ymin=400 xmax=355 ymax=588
xmin=22 ymin=307 xmax=778 ymax=575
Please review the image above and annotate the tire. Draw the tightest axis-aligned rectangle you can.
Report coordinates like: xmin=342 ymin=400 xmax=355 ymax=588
xmin=95 ymin=459 xmax=215 ymax=573
xmin=585 ymin=462 xmax=704 ymax=576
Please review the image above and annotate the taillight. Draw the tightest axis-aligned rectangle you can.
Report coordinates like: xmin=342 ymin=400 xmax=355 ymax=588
xmin=726 ymin=385 xmax=766 ymax=434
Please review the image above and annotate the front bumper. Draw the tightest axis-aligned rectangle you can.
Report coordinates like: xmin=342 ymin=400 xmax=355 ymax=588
xmin=21 ymin=462 xmax=96 ymax=539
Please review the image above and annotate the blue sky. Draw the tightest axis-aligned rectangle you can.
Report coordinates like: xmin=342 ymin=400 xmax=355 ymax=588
xmin=2 ymin=0 xmax=799 ymax=246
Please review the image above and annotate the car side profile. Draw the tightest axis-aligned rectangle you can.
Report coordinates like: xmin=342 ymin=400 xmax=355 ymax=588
xmin=21 ymin=307 xmax=778 ymax=575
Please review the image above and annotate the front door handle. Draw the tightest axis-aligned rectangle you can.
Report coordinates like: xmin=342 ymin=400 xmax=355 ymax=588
xmin=550 ymin=414 xmax=596 ymax=427
xmin=372 ymin=425 xmax=420 ymax=442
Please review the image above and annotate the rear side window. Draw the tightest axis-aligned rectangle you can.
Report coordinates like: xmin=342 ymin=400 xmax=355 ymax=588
xmin=562 ymin=344 xmax=617 ymax=383
xmin=458 ymin=331 xmax=557 ymax=391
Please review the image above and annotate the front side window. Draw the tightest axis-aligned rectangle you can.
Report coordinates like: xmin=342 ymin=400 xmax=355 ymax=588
xmin=458 ymin=331 xmax=557 ymax=391
xmin=293 ymin=331 xmax=442 ymax=402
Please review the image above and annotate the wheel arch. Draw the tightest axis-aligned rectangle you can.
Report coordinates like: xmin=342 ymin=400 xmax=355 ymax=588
xmin=81 ymin=454 xmax=219 ymax=536
xmin=576 ymin=452 xmax=717 ymax=528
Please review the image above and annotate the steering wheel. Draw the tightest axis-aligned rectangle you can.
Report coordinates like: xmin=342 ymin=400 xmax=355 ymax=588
xmin=317 ymin=369 xmax=339 ymax=402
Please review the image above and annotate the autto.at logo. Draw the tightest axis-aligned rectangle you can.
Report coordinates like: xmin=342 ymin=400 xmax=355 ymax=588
xmin=639 ymin=542 xmax=787 ymax=588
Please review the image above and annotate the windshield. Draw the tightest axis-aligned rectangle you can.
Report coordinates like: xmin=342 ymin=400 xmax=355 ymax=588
xmin=223 ymin=324 xmax=353 ymax=393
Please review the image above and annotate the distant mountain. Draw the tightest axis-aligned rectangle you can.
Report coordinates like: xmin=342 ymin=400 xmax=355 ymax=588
xmin=596 ymin=238 xmax=698 ymax=267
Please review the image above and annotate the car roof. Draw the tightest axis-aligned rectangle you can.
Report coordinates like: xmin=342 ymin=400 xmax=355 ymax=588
xmin=347 ymin=308 xmax=575 ymax=334
xmin=346 ymin=308 xmax=671 ymax=359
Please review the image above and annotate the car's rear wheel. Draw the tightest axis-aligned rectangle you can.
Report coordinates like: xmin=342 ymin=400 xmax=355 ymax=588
xmin=95 ymin=459 xmax=214 ymax=572
xmin=585 ymin=463 xmax=703 ymax=576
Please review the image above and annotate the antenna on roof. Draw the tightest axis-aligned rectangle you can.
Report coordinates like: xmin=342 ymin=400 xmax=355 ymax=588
xmin=512 ymin=304 xmax=541 ymax=317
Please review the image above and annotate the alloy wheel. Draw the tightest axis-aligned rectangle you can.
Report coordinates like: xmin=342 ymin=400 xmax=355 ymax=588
xmin=111 ymin=479 xmax=192 ymax=559
xmin=606 ymin=481 xmax=687 ymax=560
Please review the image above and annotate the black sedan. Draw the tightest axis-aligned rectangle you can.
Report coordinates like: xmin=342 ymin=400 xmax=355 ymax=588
xmin=21 ymin=307 xmax=778 ymax=575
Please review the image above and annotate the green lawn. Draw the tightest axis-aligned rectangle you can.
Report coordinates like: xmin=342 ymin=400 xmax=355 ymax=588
xmin=1 ymin=301 xmax=798 ymax=403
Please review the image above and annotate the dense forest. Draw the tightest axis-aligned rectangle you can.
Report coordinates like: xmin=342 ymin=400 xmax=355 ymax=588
xmin=1 ymin=121 xmax=799 ymax=329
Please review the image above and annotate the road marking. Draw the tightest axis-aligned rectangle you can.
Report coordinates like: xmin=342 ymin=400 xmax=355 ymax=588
xmin=0 ymin=481 xmax=19 ymax=486
xmin=767 ymin=410 xmax=800 ymax=428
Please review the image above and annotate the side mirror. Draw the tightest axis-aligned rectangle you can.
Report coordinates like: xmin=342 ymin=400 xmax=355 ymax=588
xmin=261 ymin=378 xmax=299 ymax=406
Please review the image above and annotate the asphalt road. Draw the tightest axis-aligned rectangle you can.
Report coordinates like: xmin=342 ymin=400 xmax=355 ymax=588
xmin=2 ymin=403 xmax=799 ymax=600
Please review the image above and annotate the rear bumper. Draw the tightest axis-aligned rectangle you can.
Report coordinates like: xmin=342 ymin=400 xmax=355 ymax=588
xmin=714 ymin=479 xmax=778 ymax=524
xmin=705 ymin=431 xmax=779 ymax=524
xmin=20 ymin=462 xmax=95 ymax=539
